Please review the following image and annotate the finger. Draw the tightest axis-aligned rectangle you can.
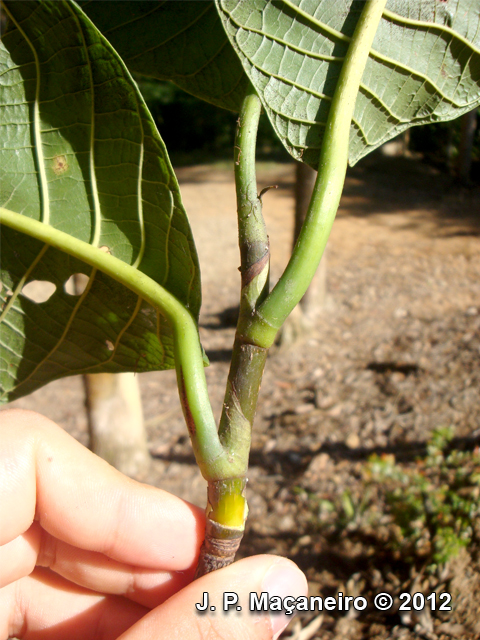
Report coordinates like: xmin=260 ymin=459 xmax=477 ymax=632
xmin=37 ymin=533 xmax=193 ymax=608
xmin=120 ymin=556 xmax=308 ymax=640
xmin=0 ymin=409 xmax=205 ymax=573
xmin=0 ymin=522 xmax=41 ymax=588
xmin=0 ymin=567 xmax=148 ymax=640
xmin=0 ymin=524 xmax=191 ymax=608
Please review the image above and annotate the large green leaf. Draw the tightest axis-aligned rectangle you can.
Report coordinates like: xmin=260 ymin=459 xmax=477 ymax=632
xmin=217 ymin=0 xmax=480 ymax=167
xmin=78 ymin=0 xmax=248 ymax=112
xmin=0 ymin=0 xmax=201 ymax=403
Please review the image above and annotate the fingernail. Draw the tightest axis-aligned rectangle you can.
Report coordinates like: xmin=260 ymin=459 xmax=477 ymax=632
xmin=262 ymin=560 xmax=308 ymax=640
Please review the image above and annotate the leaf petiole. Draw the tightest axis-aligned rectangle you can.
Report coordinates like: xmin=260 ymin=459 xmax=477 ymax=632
xmin=0 ymin=206 xmax=233 ymax=480
xmin=242 ymin=0 xmax=389 ymax=348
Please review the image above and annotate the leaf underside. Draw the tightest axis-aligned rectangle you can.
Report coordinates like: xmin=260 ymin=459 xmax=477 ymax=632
xmin=79 ymin=0 xmax=249 ymax=113
xmin=217 ymin=0 xmax=480 ymax=168
xmin=0 ymin=0 xmax=201 ymax=403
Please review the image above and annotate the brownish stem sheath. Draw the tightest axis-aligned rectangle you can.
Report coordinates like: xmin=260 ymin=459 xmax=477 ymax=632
xmin=194 ymin=519 xmax=245 ymax=577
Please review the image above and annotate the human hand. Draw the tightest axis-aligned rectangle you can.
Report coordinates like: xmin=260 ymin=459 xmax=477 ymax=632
xmin=0 ymin=409 xmax=307 ymax=639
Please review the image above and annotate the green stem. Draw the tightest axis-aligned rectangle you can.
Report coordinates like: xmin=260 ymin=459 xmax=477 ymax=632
xmin=0 ymin=206 xmax=228 ymax=480
xmin=242 ymin=0 xmax=388 ymax=348
xmin=234 ymin=85 xmax=269 ymax=316
xmin=195 ymin=84 xmax=269 ymax=576
xmin=217 ymin=85 xmax=269 ymax=471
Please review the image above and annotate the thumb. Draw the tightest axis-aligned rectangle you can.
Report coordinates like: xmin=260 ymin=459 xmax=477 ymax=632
xmin=121 ymin=555 xmax=308 ymax=640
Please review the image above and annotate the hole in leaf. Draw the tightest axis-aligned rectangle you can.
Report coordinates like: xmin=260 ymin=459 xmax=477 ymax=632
xmin=64 ymin=273 xmax=89 ymax=295
xmin=0 ymin=282 xmax=13 ymax=297
xmin=22 ymin=280 xmax=56 ymax=303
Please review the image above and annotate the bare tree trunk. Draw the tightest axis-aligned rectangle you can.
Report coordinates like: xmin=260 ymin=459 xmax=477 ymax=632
xmin=278 ymin=161 xmax=327 ymax=346
xmin=84 ymin=372 xmax=151 ymax=478
xmin=380 ymin=130 xmax=410 ymax=157
xmin=446 ymin=120 xmax=456 ymax=171
xmin=71 ymin=274 xmax=150 ymax=478
xmin=457 ymin=109 xmax=478 ymax=185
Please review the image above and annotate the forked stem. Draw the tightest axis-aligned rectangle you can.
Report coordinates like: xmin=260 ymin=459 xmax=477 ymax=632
xmin=196 ymin=0 xmax=388 ymax=576
xmin=1 ymin=0 xmax=388 ymax=580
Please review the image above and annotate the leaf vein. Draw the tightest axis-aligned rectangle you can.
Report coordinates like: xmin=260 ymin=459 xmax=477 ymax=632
xmin=3 ymin=5 xmax=50 ymax=224
xmin=66 ymin=4 xmax=102 ymax=248
xmin=382 ymin=8 xmax=480 ymax=57
xmin=0 ymin=244 xmax=50 ymax=325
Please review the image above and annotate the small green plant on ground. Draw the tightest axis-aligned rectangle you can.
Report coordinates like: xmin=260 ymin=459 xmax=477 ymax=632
xmin=368 ymin=428 xmax=480 ymax=570
xmin=311 ymin=427 xmax=480 ymax=573
xmin=1 ymin=1 xmax=480 ymax=577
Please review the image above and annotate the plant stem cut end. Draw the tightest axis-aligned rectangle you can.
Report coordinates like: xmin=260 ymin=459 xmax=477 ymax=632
xmin=208 ymin=477 xmax=247 ymax=527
